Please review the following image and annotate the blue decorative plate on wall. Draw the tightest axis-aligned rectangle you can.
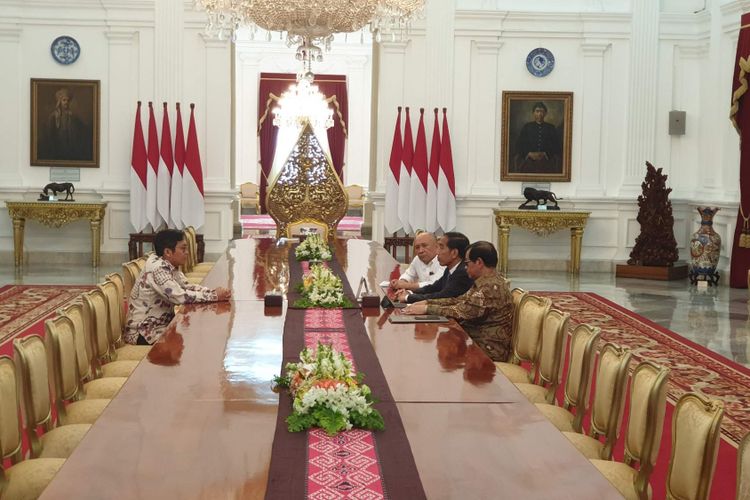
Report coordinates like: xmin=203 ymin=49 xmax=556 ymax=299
xmin=51 ymin=36 xmax=80 ymax=65
xmin=526 ymin=48 xmax=555 ymax=77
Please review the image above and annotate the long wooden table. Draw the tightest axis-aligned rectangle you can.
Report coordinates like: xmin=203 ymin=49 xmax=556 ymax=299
xmin=41 ymin=238 xmax=621 ymax=499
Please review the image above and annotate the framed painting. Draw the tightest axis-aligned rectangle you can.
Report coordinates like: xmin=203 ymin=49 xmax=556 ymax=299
xmin=31 ymin=78 xmax=100 ymax=168
xmin=500 ymin=91 xmax=573 ymax=182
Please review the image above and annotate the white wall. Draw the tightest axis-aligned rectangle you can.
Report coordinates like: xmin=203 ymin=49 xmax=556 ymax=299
xmin=370 ymin=0 xmax=748 ymax=273
xmin=0 ymin=0 xmax=234 ymax=263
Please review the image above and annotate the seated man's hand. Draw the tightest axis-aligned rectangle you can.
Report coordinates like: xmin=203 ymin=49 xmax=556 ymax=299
xmin=403 ymin=303 xmax=427 ymax=315
xmin=396 ymin=289 xmax=410 ymax=302
xmin=214 ymin=287 xmax=231 ymax=301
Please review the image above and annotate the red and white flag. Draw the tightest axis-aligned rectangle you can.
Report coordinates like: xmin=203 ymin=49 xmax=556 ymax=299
xmin=384 ymin=107 xmax=403 ymax=234
xmin=171 ymin=103 xmax=185 ymax=229
xmin=157 ymin=102 xmax=173 ymax=227
xmin=398 ymin=107 xmax=414 ymax=235
xmin=146 ymin=102 xmax=163 ymax=230
xmin=130 ymin=101 xmax=148 ymax=232
xmin=426 ymin=108 xmax=441 ymax=232
xmin=182 ymin=103 xmax=205 ymax=229
xmin=410 ymin=108 xmax=428 ymax=232
xmin=437 ymin=108 xmax=456 ymax=232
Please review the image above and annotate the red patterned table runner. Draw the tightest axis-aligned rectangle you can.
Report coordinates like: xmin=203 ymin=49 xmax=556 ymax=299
xmin=265 ymin=252 xmax=425 ymax=499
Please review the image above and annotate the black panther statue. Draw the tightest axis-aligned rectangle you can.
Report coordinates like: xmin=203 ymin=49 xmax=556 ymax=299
xmin=41 ymin=182 xmax=75 ymax=201
xmin=518 ymin=187 xmax=561 ymax=210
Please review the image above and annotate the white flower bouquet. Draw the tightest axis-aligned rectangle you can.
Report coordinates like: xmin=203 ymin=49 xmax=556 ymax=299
xmin=294 ymin=264 xmax=353 ymax=308
xmin=273 ymin=344 xmax=385 ymax=435
xmin=294 ymin=234 xmax=332 ymax=262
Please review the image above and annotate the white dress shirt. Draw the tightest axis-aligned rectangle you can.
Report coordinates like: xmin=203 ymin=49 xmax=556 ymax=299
xmin=399 ymin=255 xmax=445 ymax=288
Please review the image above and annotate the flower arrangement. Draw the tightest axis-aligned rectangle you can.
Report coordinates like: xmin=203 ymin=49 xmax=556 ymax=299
xmin=274 ymin=344 xmax=385 ymax=435
xmin=295 ymin=234 xmax=332 ymax=262
xmin=294 ymin=264 xmax=353 ymax=308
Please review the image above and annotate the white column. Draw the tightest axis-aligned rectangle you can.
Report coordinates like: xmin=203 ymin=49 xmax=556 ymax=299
xmin=621 ymin=0 xmax=660 ymax=195
xmin=0 ymin=27 xmax=22 ymax=185
xmin=235 ymin=50 xmax=263 ymax=188
xmin=576 ymin=41 xmax=611 ymax=197
xmin=154 ymin=0 xmax=184 ymax=104
xmin=424 ymin=0 xmax=456 ymax=108
xmin=467 ymin=40 xmax=503 ymax=196
xmin=201 ymin=35 xmax=232 ymax=191
xmin=373 ymin=41 xmax=408 ymax=243
xmin=105 ymin=30 xmax=138 ymax=189
xmin=344 ymin=55 xmax=371 ymax=187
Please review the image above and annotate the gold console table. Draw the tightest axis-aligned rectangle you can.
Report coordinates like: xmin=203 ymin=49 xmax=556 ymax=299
xmin=493 ymin=209 xmax=591 ymax=275
xmin=5 ymin=201 xmax=107 ymax=267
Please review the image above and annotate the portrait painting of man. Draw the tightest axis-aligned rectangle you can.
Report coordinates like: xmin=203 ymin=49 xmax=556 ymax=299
xmin=31 ymin=78 xmax=100 ymax=168
xmin=500 ymin=91 xmax=573 ymax=182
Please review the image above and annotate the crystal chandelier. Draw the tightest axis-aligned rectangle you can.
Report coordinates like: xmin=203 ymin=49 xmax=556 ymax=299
xmin=195 ymin=0 xmax=424 ymax=63
xmin=272 ymin=71 xmax=334 ymax=131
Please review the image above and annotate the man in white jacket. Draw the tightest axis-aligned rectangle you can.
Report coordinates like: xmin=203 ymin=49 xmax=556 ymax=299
xmin=390 ymin=231 xmax=445 ymax=291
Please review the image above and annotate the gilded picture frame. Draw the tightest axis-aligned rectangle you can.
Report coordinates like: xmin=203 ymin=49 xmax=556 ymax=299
xmin=31 ymin=78 xmax=100 ymax=168
xmin=500 ymin=91 xmax=573 ymax=182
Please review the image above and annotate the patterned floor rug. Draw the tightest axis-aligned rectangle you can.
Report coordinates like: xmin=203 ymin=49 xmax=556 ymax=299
xmin=0 ymin=284 xmax=93 ymax=355
xmin=539 ymin=291 xmax=750 ymax=444
xmin=539 ymin=291 xmax=745 ymax=499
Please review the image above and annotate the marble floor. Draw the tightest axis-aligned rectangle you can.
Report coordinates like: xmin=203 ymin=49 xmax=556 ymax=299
xmin=2 ymin=262 xmax=748 ymax=368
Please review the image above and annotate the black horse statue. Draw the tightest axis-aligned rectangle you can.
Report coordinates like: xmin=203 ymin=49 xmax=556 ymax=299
xmin=41 ymin=182 xmax=75 ymax=201
xmin=518 ymin=187 xmax=561 ymax=210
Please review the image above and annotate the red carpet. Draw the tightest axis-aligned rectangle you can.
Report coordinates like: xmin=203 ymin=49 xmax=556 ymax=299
xmin=0 ymin=284 xmax=93 ymax=357
xmin=538 ymin=292 xmax=746 ymax=500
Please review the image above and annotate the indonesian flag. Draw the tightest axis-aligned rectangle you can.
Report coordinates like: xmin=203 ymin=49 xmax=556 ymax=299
xmin=410 ymin=108 xmax=428 ymax=232
xmin=171 ymin=103 xmax=185 ymax=230
xmin=384 ymin=107 xmax=403 ymax=234
xmin=157 ymin=102 xmax=173 ymax=227
xmin=130 ymin=101 xmax=148 ymax=232
xmin=425 ymin=108 xmax=441 ymax=233
xmin=146 ymin=102 xmax=163 ymax=230
xmin=398 ymin=107 xmax=414 ymax=235
xmin=182 ymin=103 xmax=205 ymax=229
xmin=437 ymin=108 xmax=456 ymax=232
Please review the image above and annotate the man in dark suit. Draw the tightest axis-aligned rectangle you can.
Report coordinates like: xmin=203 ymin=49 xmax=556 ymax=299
xmin=397 ymin=232 xmax=473 ymax=303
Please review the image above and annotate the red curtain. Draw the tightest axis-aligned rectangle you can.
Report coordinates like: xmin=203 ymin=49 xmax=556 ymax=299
xmin=257 ymin=73 xmax=348 ymax=213
xmin=729 ymin=14 xmax=750 ymax=287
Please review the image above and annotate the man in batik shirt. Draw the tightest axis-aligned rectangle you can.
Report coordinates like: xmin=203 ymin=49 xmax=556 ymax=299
xmin=403 ymin=241 xmax=513 ymax=362
xmin=124 ymin=229 xmax=231 ymax=346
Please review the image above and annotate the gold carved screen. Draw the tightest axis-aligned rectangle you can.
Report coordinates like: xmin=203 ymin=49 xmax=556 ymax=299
xmin=266 ymin=123 xmax=347 ymax=239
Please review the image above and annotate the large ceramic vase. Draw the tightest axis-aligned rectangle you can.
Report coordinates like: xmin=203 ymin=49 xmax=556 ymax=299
xmin=689 ymin=207 xmax=721 ymax=285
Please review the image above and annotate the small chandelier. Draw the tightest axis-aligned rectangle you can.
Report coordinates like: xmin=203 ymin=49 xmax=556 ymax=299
xmin=195 ymin=0 xmax=424 ymax=63
xmin=272 ymin=71 xmax=334 ymax=131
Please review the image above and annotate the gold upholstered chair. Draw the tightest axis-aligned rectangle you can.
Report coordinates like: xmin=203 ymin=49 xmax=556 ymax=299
xmin=534 ymin=323 xmax=601 ymax=433
xmin=122 ymin=260 xmax=142 ymax=298
xmin=45 ymin=316 xmax=113 ymax=424
xmin=590 ymin=361 xmax=670 ymax=500
xmin=513 ymin=309 xmax=570 ymax=404
xmin=104 ymin=272 xmax=126 ymax=324
xmin=185 ymin=226 xmax=213 ymax=272
xmin=239 ymin=181 xmax=260 ymax=212
xmin=81 ymin=289 xmax=139 ymax=379
xmin=665 ymin=393 xmax=724 ymax=500
xmin=344 ymin=184 xmax=365 ymax=212
xmin=287 ymin=219 xmax=330 ymax=241
xmin=562 ymin=343 xmax=632 ymax=460
xmin=494 ymin=294 xmax=551 ymax=381
xmin=13 ymin=336 xmax=91 ymax=459
xmin=510 ymin=287 xmax=527 ymax=309
xmin=738 ymin=432 xmax=750 ymax=500
xmin=0 ymin=356 xmax=66 ymax=500
xmin=98 ymin=281 xmax=151 ymax=361
xmin=57 ymin=301 xmax=127 ymax=392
